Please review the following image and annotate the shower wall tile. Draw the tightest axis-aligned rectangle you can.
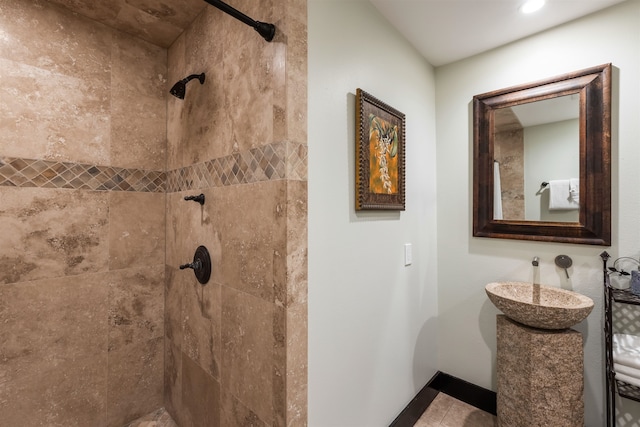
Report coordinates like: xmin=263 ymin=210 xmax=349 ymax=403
xmin=164 ymin=266 xmax=184 ymax=347
xmin=164 ymin=0 xmax=308 ymax=423
xmin=0 ymin=0 xmax=112 ymax=165
xmin=111 ymin=32 xmax=167 ymax=170
xmin=106 ymin=336 xmax=164 ymax=427
xmin=166 ymin=32 xmax=186 ymax=172
xmin=165 ymin=192 xmax=185 ymax=270
xmin=164 ymin=340 xmax=183 ymax=424
xmin=182 ymin=276 xmax=221 ymax=380
xmin=0 ymin=273 xmax=109 ymax=386
xmin=110 ymin=92 xmax=167 ymax=170
xmin=286 ymin=302 xmax=308 ymax=424
xmin=221 ymin=391 xmax=269 ymax=427
xmin=283 ymin=180 xmax=308 ymax=425
xmin=0 ymin=57 xmax=111 ymax=165
xmin=166 ymin=5 xmax=233 ymax=170
xmin=108 ymin=265 xmax=165 ymax=352
xmin=222 ymin=7 xmax=275 ymax=153
xmin=221 ymin=286 xmax=277 ymax=424
xmin=284 ymin=0 xmax=308 ymax=145
xmin=181 ymin=7 xmax=232 ymax=165
xmin=0 ymin=354 xmax=108 ymax=427
xmin=108 ymin=191 xmax=165 ymax=270
xmin=0 ymin=1 xmax=171 ymax=426
xmin=271 ymin=0 xmax=307 ymax=145
xmin=0 ymin=186 xmax=109 ymax=285
xmin=0 ymin=0 xmax=113 ymax=81
xmin=181 ymin=352 xmax=221 ymax=427
xmin=218 ymin=181 xmax=287 ymax=304
xmin=494 ymin=128 xmax=525 ymax=219
xmin=286 ymin=179 xmax=308 ymax=307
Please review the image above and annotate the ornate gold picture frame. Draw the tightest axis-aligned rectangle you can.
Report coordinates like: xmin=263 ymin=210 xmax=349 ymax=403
xmin=355 ymin=88 xmax=406 ymax=210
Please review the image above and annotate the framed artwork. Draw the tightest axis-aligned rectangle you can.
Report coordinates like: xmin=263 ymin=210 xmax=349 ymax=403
xmin=355 ymin=88 xmax=406 ymax=210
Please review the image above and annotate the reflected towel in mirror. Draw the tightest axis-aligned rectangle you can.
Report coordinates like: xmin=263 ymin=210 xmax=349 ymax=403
xmin=549 ymin=179 xmax=579 ymax=210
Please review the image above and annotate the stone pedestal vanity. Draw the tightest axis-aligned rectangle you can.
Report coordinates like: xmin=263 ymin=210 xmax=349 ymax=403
xmin=486 ymin=281 xmax=594 ymax=426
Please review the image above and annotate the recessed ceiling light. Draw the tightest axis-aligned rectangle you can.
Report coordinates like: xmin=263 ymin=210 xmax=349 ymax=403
xmin=520 ymin=0 xmax=546 ymax=14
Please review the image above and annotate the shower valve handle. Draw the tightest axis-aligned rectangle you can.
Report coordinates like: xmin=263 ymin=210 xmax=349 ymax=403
xmin=179 ymin=246 xmax=211 ymax=285
xmin=180 ymin=260 xmax=202 ymax=271
xmin=184 ymin=194 xmax=205 ymax=205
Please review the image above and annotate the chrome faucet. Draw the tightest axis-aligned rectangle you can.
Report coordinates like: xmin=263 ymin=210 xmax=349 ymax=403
xmin=532 ymin=256 xmax=539 ymax=266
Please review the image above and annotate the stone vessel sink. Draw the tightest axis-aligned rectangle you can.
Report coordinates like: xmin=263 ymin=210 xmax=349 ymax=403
xmin=485 ymin=281 xmax=594 ymax=330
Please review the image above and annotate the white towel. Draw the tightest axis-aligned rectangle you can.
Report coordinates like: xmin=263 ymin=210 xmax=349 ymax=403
xmin=569 ymin=178 xmax=579 ymax=204
xmin=549 ymin=179 xmax=580 ymax=210
xmin=613 ymin=334 xmax=640 ymax=370
xmin=615 ymin=372 xmax=640 ymax=388
xmin=614 ymin=363 xmax=640 ymax=379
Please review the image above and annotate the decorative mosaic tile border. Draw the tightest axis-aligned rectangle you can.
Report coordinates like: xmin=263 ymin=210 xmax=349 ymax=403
xmin=0 ymin=157 xmax=166 ymax=192
xmin=166 ymin=141 xmax=307 ymax=192
xmin=0 ymin=142 xmax=307 ymax=193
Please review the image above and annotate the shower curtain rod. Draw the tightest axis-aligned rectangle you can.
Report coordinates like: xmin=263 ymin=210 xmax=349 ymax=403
xmin=203 ymin=0 xmax=276 ymax=42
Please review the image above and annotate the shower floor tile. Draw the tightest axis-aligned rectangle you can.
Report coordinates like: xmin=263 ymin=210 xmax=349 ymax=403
xmin=125 ymin=407 xmax=178 ymax=427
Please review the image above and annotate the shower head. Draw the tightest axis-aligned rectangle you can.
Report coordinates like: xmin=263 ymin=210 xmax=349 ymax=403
xmin=169 ymin=73 xmax=206 ymax=100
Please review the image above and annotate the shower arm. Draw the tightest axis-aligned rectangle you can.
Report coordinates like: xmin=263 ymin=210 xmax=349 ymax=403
xmin=204 ymin=0 xmax=275 ymax=42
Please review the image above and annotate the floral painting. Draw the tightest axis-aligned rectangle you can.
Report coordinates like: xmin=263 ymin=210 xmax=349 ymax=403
xmin=355 ymin=89 xmax=405 ymax=210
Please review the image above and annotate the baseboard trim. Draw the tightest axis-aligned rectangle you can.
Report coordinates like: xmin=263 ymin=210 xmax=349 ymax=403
xmin=389 ymin=371 xmax=496 ymax=427
xmin=388 ymin=382 xmax=439 ymax=427
xmin=429 ymin=371 xmax=496 ymax=415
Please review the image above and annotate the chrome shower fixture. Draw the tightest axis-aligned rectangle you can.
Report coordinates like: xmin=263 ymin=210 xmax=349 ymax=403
xmin=203 ymin=0 xmax=275 ymax=42
xmin=169 ymin=73 xmax=205 ymax=100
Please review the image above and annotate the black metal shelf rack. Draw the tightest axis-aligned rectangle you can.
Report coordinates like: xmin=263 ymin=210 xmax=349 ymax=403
xmin=602 ymin=252 xmax=640 ymax=427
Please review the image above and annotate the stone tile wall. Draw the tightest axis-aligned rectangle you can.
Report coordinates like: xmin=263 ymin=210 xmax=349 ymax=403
xmin=0 ymin=1 xmax=167 ymax=426
xmin=163 ymin=0 xmax=308 ymax=425
xmin=0 ymin=0 xmax=308 ymax=426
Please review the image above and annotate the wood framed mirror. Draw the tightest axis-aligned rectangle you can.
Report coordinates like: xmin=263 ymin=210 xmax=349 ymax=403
xmin=473 ymin=63 xmax=611 ymax=245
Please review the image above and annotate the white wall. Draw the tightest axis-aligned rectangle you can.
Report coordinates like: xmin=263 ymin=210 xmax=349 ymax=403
xmin=435 ymin=1 xmax=640 ymax=425
xmin=308 ymin=0 xmax=438 ymax=425
xmin=524 ymin=119 xmax=579 ymax=221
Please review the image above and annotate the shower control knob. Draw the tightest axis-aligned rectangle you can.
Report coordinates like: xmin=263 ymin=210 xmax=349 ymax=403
xmin=184 ymin=194 xmax=205 ymax=205
xmin=180 ymin=246 xmax=211 ymax=284
xmin=180 ymin=260 xmax=201 ymax=270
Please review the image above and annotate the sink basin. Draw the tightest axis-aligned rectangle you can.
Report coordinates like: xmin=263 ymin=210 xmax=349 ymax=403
xmin=485 ymin=281 xmax=594 ymax=330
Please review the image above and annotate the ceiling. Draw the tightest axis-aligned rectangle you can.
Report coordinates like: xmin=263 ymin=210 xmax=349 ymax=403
xmin=368 ymin=0 xmax=629 ymax=66
xmin=45 ymin=0 xmax=206 ymax=47
xmin=47 ymin=0 xmax=628 ymax=64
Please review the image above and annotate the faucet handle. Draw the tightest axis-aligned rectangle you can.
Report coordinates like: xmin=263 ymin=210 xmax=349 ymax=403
xmin=555 ymin=255 xmax=573 ymax=279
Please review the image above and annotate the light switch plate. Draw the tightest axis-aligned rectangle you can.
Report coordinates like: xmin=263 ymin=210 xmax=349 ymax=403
xmin=404 ymin=243 xmax=412 ymax=266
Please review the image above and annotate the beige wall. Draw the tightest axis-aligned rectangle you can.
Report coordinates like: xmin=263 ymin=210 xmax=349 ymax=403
xmin=0 ymin=1 xmax=166 ymax=426
xmin=163 ymin=0 xmax=308 ymax=425
xmin=435 ymin=1 xmax=640 ymax=425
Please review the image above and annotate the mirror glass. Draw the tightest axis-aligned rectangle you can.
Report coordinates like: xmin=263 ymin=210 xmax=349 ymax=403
xmin=493 ymin=94 xmax=580 ymax=222
xmin=473 ymin=64 xmax=611 ymax=245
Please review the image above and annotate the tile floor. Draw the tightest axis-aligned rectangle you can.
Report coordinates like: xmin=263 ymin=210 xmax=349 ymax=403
xmin=126 ymin=393 xmax=496 ymax=427
xmin=414 ymin=393 xmax=497 ymax=427
xmin=125 ymin=408 xmax=178 ymax=427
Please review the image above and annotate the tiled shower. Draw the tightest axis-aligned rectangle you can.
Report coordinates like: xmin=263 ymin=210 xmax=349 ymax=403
xmin=0 ymin=0 xmax=307 ymax=425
